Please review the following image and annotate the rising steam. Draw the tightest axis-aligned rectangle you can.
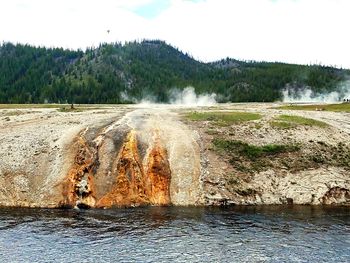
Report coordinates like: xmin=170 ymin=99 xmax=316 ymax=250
xmin=282 ymin=81 xmax=350 ymax=103
xmin=169 ymin=87 xmax=217 ymax=106
xmin=123 ymin=86 xmax=217 ymax=106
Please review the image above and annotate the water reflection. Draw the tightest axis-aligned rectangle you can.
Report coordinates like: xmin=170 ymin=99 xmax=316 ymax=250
xmin=0 ymin=206 xmax=349 ymax=262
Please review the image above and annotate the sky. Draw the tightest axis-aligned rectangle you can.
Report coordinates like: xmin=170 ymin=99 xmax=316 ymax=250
xmin=0 ymin=0 xmax=349 ymax=68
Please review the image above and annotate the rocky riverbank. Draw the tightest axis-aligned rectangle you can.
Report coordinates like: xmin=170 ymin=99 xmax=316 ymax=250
xmin=187 ymin=103 xmax=350 ymax=206
xmin=0 ymin=103 xmax=349 ymax=208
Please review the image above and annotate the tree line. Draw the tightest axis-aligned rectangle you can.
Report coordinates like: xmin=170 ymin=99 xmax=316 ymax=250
xmin=0 ymin=40 xmax=348 ymax=104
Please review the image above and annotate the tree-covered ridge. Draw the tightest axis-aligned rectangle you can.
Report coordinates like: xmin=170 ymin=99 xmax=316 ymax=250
xmin=0 ymin=40 xmax=348 ymax=103
xmin=0 ymin=43 xmax=83 ymax=103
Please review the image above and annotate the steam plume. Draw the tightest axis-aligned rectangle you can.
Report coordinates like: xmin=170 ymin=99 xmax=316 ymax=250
xmin=122 ymin=86 xmax=217 ymax=106
xmin=169 ymin=87 xmax=216 ymax=106
xmin=282 ymin=81 xmax=350 ymax=103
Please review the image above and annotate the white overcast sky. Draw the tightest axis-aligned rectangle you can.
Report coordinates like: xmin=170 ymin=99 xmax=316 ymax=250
xmin=0 ymin=0 xmax=349 ymax=68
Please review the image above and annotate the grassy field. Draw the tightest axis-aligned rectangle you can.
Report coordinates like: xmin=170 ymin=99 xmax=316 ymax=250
xmin=0 ymin=104 xmax=64 ymax=109
xmin=271 ymin=115 xmax=328 ymax=128
xmin=57 ymin=105 xmax=107 ymax=112
xmin=0 ymin=104 xmax=112 ymax=111
xmin=277 ymin=103 xmax=350 ymax=112
xmin=185 ymin=111 xmax=261 ymax=126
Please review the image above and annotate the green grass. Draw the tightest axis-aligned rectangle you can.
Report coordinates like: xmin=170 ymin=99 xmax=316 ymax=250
xmin=0 ymin=104 xmax=112 ymax=110
xmin=0 ymin=104 xmax=109 ymax=112
xmin=270 ymin=120 xmax=294 ymax=129
xmin=205 ymin=129 xmax=219 ymax=135
xmin=185 ymin=111 xmax=261 ymax=125
xmin=58 ymin=107 xmax=82 ymax=112
xmin=57 ymin=106 xmax=105 ymax=112
xmin=213 ymin=138 xmax=299 ymax=159
xmin=1 ymin=110 xmax=30 ymax=116
xmin=212 ymin=137 xmax=350 ymax=173
xmin=0 ymin=104 xmax=64 ymax=109
xmin=271 ymin=115 xmax=328 ymax=128
xmin=277 ymin=103 xmax=350 ymax=112
xmin=212 ymin=138 xmax=300 ymax=173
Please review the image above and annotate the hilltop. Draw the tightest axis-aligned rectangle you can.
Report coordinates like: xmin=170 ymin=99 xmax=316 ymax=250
xmin=0 ymin=40 xmax=348 ymax=103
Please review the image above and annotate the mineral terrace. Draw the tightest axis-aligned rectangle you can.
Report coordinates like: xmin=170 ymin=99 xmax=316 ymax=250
xmin=0 ymin=103 xmax=349 ymax=208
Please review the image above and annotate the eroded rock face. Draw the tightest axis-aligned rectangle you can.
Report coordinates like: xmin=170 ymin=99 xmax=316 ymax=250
xmin=59 ymin=129 xmax=173 ymax=208
xmin=202 ymin=167 xmax=350 ymax=206
xmin=0 ymin=107 xmax=202 ymax=208
xmin=321 ymin=187 xmax=350 ymax=205
xmin=60 ymin=131 xmax=98 ymax=208
xmin=0 ymin=108 xmax=116 ymax=208
xmin=55 ymin=108 xmax=201 ymax=208
xmin=144 ymin=131 xmax=171 ymax=205
xmin=96 ymin=130 xmax=149 ymax=208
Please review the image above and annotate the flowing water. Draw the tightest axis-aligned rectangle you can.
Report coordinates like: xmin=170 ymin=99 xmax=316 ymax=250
xmin=0 ymin=206 xmax=349 ymax=263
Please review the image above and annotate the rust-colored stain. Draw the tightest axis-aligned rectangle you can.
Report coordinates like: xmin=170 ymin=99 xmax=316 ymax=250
xmin=96 ymin=130 xmax=149 ymax=207
xmin=60 ymin=136 xmax=97 ymax=208
xmin=145 ymin=134 xmax=171 ymax=205
xmin=62 ymin=129 xmax=172 ymax=209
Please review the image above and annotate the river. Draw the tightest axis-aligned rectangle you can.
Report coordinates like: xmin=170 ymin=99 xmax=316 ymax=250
xmin=0 ymin=206 xmax=349 ymax=262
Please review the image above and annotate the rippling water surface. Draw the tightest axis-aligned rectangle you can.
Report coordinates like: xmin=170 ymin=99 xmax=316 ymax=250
xmin=0 ymin=206 xmax=349 ymax=262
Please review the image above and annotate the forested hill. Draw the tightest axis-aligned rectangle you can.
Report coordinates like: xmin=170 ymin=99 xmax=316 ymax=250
xmin=0 ymin=40 xmax=348 ymax=103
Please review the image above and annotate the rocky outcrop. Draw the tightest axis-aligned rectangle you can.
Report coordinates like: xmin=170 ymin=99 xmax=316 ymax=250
xmin=60 ymin=116 xmax=191 ymax=208
xmin=60 ymin=132 xmax=98 ymax=208
xmin=203 ymin=168 xmax=350 ymax=206
xmin=321 ymin=187 xmax=350 ymax=205
xmin=195 ymin=104 xmax=350 ymax=207
xmin=0 ymin=107 xmax=202 ymax=208
xmin=1 ymin=104 xmax=349 ymax=208
xmin=96 ymin=130 xmax=152 ymax=208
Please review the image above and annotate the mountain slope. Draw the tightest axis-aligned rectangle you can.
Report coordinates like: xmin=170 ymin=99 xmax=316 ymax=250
xmin=0 ymin=40 xmax=348 ymax=103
